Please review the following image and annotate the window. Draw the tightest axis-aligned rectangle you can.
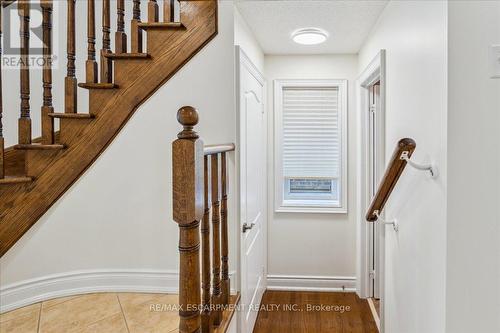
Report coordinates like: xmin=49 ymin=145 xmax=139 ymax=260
xmin=274 ymin=79 xmax=348 ymax=213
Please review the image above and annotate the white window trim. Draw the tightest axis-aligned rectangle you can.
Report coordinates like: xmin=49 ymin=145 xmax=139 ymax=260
xmin=274 ymin=79 xmax=348 ymax=214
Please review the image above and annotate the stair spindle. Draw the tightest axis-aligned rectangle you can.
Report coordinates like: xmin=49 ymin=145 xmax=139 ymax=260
xmin=201 ymin=156 xmax=212 ymax=333
xmin=101 ymin=0 xmax=112 ymax=83
xmin=41 ymin=0 xmax=54 ymax=144
xmin=148 ymin=0 xmax=159 ymax=23
xmin=173 ymin=106 xmax=203 ymax=333
xmin=211 ymin=154 xmax=223 ymax=326
xmin=131 ymin=0 xmax=142 ymax=53
xmin=65 ymin=0 xmax=77 ymax=114
xmin=220 ymin=152 xmax=230 ymax=307
xmin=86 ymin=0 xmax=98 ymax=83
xmin=18 ymin=1 xmax=31 ymax=143
xmin=164 ymin=0 xmax=175 ymax=22
xmin=0 ymin=5 xmax=4 ymax=179
xmin=115 ymin=0 xmax=127 ymax=54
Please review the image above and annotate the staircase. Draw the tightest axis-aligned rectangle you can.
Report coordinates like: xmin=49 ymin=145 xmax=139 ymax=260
xmin=0 ymin=0 xmax=217 ymax=256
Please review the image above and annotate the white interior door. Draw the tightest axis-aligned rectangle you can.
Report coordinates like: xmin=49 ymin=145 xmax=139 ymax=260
xmin=237 ymin=47 xmax=266 ymax=333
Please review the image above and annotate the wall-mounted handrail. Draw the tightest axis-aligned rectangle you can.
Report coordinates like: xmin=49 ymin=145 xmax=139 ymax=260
xmin=366 ymin=138 xmax=416 ymax=222
xmin=204 ymin=143 xmax=235 ymax=156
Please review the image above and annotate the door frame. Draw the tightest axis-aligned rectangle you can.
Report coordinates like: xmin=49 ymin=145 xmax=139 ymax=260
xmin=356 ymin=50 xmax=386 ymax=331
xmin=235 ymin=46 xmax=267 ymax=333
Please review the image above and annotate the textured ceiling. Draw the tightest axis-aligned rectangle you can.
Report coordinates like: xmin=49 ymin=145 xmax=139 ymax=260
xmin=235 ymin=0 xmax=388 ymax=54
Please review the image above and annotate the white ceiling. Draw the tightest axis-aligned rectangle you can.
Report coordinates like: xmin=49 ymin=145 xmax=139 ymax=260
xmin=235 ymin=0 xmax=388 ymax=54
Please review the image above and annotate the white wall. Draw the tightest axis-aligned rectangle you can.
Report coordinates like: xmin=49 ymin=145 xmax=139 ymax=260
xmin=359 ymin=1 xmax=448 ymax=332
xmin=234 ymin=5 xmax=264 ymax=74
xmin=265 ymin=55 xmax=359 ymax=289
xmin=447 ymin=2 xmax=500 ymax=332
xmin=0 ymin=2 xmax=237 ymax=311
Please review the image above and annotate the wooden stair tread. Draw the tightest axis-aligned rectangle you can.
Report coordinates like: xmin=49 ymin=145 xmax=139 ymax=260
xmin=104 ymin=53 xmax=151 ymax=60
xmin=0 ymin=176 xmax=33 ymax=185
xmin=138 ymin=22 xmax=185 ymax=30
xmin=48 ymin=113 xmax=95 ymax=119
xmin=78 ymin=83 xmax=118 ymax=89
xmin=14 ymin=144 xmax=65 ymax=150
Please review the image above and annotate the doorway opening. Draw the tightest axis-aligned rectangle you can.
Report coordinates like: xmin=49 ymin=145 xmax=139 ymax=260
xmin=357 ymin=50 xmax=386 ymax=332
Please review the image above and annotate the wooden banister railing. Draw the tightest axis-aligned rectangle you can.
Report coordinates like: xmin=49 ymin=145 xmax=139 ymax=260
xmin=41 ymin=0 xmax=54 ymax=144
xmin=66 ymin=0 xmax=77 ymax=114
xmin=115 ymin=0 xmax=127 ymax=54
xmin=131 ymin=0 xmax=142 ymax=53
xmin=366 ymin=138 xmax=416 ymax=222
xmin=164 ymin=0 xmax=175 ymax=22
xmin=0 ymin=0 xmax=182 ymax=178
xmin=86 ymin=0 xmax=98 ymax=83
xmin=18 ymin=1 xmax=31 ymax=143
xmin=101 ymin=0 xmax=112 ymax=83
xmin=173 ymin=106 xmax=235 ymax=333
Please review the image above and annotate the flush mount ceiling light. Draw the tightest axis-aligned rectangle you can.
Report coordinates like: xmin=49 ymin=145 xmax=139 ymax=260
xmin=292 ymin=28 xmax=329 ymax=45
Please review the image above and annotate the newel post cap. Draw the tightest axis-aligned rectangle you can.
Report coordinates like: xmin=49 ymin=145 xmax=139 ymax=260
xmin=177 ymin=106 xmax=199 ymax=139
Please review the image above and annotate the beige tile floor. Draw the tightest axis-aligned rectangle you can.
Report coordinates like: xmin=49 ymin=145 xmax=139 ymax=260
xmin=0 ymin=293 xmax=181 ymax=333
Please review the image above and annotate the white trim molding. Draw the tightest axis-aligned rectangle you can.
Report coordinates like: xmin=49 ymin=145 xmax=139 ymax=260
xmin=0 ymin=269 xmax=236 ymax=313
xmin=356 ymin=50 xmax=386 ymax=332
xmin=356 ymin=50 xmax=387 ymax=299
xmin=267 ymin=275 xmax=356 ymax=292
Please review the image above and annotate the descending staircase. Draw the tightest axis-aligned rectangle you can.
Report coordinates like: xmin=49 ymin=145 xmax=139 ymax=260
xmin=0 ymin=0 xmax=218 ymax=256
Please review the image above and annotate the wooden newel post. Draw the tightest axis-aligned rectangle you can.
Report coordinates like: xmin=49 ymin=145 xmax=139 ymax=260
xmin=173 ymin=106 xmax=204 ymax=333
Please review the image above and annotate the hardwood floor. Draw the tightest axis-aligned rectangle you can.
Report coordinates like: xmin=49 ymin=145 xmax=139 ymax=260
xmin=253 ymin=291 xmax=378 ymax=333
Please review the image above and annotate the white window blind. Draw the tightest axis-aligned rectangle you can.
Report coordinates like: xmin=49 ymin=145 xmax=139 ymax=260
xmin=282 ymin=87 xmax=340 ymax=179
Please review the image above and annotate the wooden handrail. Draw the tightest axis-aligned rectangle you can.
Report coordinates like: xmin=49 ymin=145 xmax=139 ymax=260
xmin=204 ymin=143 xmax=235 ymax=156
xmin=365 ymin=138 xmax=416 ymax=222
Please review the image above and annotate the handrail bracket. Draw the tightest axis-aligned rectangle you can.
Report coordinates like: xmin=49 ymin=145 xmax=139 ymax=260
xmin=374 ymin=210 xmax=399 ymax=232
xmin=400 ymin=151 xmax=438 ymax=178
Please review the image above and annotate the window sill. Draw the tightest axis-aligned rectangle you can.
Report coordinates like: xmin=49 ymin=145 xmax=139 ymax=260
xmin=275 ymin=206 xmax=348 ymax=214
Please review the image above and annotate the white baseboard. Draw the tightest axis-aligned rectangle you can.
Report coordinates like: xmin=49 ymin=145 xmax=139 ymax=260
xmin=267 ymin=274 xmax=356 ymax=292
xmin=0 ymin=269 xmax=236 ymax=314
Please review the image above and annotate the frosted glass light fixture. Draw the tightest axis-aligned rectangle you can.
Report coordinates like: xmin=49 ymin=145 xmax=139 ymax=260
xmin=292 ymin=28 xmax=328 ymax=45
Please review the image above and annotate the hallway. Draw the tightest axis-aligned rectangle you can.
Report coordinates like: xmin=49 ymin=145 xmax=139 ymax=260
xmin=253 ymin=291 xmax=377 ymax=333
